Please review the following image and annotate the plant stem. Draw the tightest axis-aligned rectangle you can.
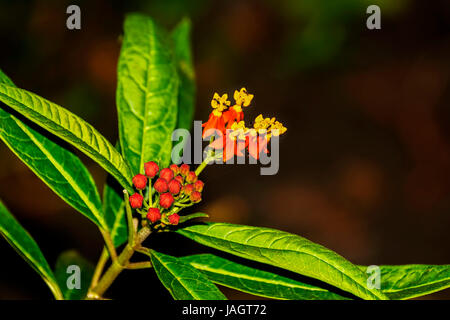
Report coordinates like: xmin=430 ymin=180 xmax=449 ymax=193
xmin=125 ymin=261 xmax=152 ymax=269
xmin=88 ymin=227 xmax=152 ymax=298
xmin=123 ymin=190 xmax=135 ymax=245
xmin=100 ymin=229 xmax=118 ymax=261
xmin=89 ymin=247 xmax=109 ymax=291
xmin=148 ymin=179 xmax=153 ymax=207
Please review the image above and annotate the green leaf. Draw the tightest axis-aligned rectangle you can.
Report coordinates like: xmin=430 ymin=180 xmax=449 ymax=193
xmin=54 ymin=250 xmax=95 ymax=300
xmin=0 ymin=69 xmax=105 ymax=229
xmin=117 ymin=14 xmax=179 ymax=173
xmin=0 ymin=200 xmax=63 ymax=299
xmin=358 ymin=264 xmax=450 ymax=300
xmin=171 ymin=18 xmax=195 ymax=131
xmin=179 ymin=212 xmax=209 ymax=224
xmin=177 ymin=223 xmax=387 ymax=300
xmin=103 ymin=175 xmax=127 ymax=247
xmin=149 ymin=250 xmax=227 ymax=300
xmin=0 ymin=82 xmax=134 ymax=193
xmin=181 ymin=254 xmax=349 ymax=300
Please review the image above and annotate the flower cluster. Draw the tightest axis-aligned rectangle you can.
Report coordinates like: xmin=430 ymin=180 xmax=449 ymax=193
xmin=202 ymin=88 xmax=287 ymax=161
xmin=128 ymin=161 xmax=204 ymax=227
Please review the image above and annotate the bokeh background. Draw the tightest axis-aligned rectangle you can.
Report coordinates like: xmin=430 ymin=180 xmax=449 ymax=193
xmin=0 ymin=0 xmax=449 ymax=299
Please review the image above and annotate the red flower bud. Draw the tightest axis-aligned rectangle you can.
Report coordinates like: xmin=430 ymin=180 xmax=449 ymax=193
xmin=168 ymin=179 xmax=182 ymax=195
xmin=174 ymin=175 xmax=184 ymax=184
xmin=159 ymin=192 xmax=174 ymax=209
xmin=169 ymin=164 xmax=180 ymax=175
xmin=183 ymin=184 xmax=194 ymax=196
xmin=186 ymin=171 xmax=198 ymax=184
xmin=160 ymin=168 xmax=174 ymax=182
xmin=193 ymin=180 xmax=204 ymax=192
xmin=180 ymin=164 xmax=190 ymax=176
xmin=154 ymin=178 xmax=168 ymax=193
xmin=144 ymin=161 xmax=159 ymax=178
xmin=129 ymin=193 xmax=144 ymax=209
xmin=132 ymin=174 xmax=148 ymax=190
xmin=190 ymin=191 xmax=202 ymax=203
xmin=168 ymin=213 xmax=180 ymax=225
xmin=147 ymin=207 xmax=161 ymax=223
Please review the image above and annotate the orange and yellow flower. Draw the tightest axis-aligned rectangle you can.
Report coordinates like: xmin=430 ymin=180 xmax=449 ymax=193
xmin=223 ymin=88 xmax=254 ymax=127
xmin=202 ymin=93 xmax=230 ymax=138
xmin=202 ymin=88 xmax=286 ymax=161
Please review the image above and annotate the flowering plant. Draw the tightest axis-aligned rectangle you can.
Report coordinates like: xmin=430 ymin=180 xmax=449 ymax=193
xmin=0 ymin=14 xmax=448 ymax=300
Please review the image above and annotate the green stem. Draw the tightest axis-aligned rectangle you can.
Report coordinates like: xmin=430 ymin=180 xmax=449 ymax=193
xmin=89 ymin=227 xmax=152 ymax=298
xmin=195 ymin=159 xmax=209 ymax=176
xmin=148 ymin=179 xmax=153 ymax=207
xmin=89 ymin=247 xmax=109 ymax=291
xmin=100 ymin=229 xmax=117 ymax=262
xmin=125 ymin=261 xmax=152 ymax=269
xmin=123 ymin=190 xmax=135 ymax=245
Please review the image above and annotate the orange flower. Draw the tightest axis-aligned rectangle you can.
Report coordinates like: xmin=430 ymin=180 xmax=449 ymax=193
xmin=209 ymin=122 xmax=247 ymax=162
xmin=203 ymin=90 xmax=287 ymax=161
xmin=223 ymin=88 xmax=253 ymax=128
xmin=202 ymin=93 xmax=230 ymax=138
xmin=247 ymin=115 xmax=287 ymax=160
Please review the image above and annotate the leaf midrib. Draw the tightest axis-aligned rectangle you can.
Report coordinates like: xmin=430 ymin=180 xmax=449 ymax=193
xmin=189 ymin=262 xmax=329 ymax=292
xmin=151 ymin=251 xmax=201 ymax=299
xmin=180 ymin=225 xmax=386 ymax=300
xmin=15 ymin=118 xmax=105 ymax=229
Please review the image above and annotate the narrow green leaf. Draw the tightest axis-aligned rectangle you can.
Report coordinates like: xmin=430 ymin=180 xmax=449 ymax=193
xmin=103 ymin=175 xmax=127 ymax=247
xmin=0 ymin=200 xmax=63 ymax=299
xmin=358 ymin=264 xmax=450 ymax=300
xmin=0 ymin=83 xmax=134 ymax=192
xmin=149 ymin=250 xmax=227 ymax=300
xmin=117 ymin=14 xmax=179 ymax=173
xmin=0 ymin=69 xmax=105 ymax=229
xmin=177 ymin=223 xmax=387 ymax=300
xmin=171 ymin=18 xmax=196 ymax=131
xmin=54 ymin=250 xmax=95 ymax=300
xmin=179 ymin=212 xmax=209 ymax=224
xmin=181 ymin=254 xmax=349 ymax=300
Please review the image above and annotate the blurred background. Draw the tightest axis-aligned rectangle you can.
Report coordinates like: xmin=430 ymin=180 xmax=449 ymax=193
xmin=0 ymin=0 xmax=449 ymax=299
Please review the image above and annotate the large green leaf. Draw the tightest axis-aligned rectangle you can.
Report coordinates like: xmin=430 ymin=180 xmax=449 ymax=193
xmin=177 ymin=223 xmax=387 ymax=300
xmin=103 ymin=176 xmax=127 ymax=247
xmin=0 ymin=69 xmax=105 ymax=229
xmin=171 ymin=18 xmax=195 ymax=131
xmin=0 ymin=200 xmax=63 ymax=299
xmin=0 ymin=83 xmax=134 ymax=192
xmin=54 ymin=250 xmax=95 ymax=300
xmin=358 ymin=264 xmax=450 ymax=300
xmin=149 ymin=250 xmax=227 ymax=300
xmin=181 ymin=254 xmax=349 ymax=300
xmin=117 ymin=14 xmax=179 ymax=173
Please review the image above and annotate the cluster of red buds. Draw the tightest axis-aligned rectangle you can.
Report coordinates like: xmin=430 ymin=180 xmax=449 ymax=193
xmin=128 ymin=161 xmax=204 ymax=227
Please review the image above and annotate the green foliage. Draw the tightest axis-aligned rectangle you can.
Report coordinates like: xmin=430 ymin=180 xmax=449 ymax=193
xmin=0 ymin=200 xmax=63 ymax=299
xmin=116 ymin=13 xmax=179 ymax=173
xmin=54 ymin=250 xmax=95 ymax=300
xmin=103 ymin=176 xmax=128 ymax=248
xmin=0 ymin=12 xmax=448 ymax=301
xmin=177 ymin=222 xmax=387 ymax=300
xmin=0 ymin=69 xmax=106 ymax=230
xmin=149 ymin=250 xmax=227 ymax=300
xmin=0 ymin=83 xmax=134 ymax=193
xmin=181 ymin=254 xmax=349 ymax=300
xmin=171 ymin=18 xmax=196 ymax=131
xmin=358 ymin=265 xmax=450 ymax=300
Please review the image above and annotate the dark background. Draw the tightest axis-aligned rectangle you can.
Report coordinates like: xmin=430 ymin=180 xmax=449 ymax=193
xmin=0 ymin=0 xmax=449 ymax=299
